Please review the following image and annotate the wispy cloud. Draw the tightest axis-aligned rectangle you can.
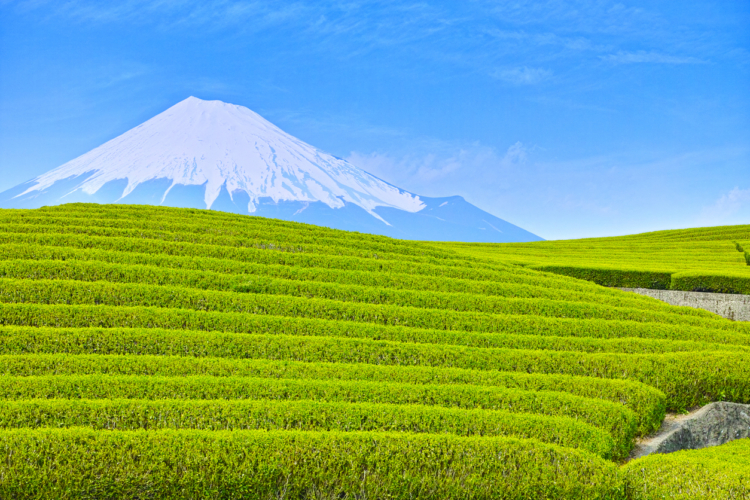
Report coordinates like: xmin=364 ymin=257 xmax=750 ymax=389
xmin=600 ymin=50 xmax=705 ymax=64
xmin=492 ymin=66 xmax=552 ymax=85
xmin=13 ymin=0 xmax=314 ymax=31
xmin=346 ymin=141 xmax=528 ymax=192
xmin=7 ymin=0 xmax=723 ymax=75
xmin=698 ymin=187 xmax=750 ymax=225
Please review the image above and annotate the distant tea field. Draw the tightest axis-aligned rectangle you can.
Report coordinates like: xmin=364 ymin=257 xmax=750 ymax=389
xmin=0 ymin=204 xmax=748 ymax=498
xmin=444 ymin=224 xmax=750 ymax=294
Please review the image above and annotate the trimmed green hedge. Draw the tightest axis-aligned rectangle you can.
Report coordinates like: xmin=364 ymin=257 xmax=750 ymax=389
xmin=0 ymin=353 xmax=664 ymax=437
xmin=0 ymin=258 xmax=701 ymax=319
xmin=671 ymin=270 xmax=750 ymax=295
xmin=623 ymin=438 xmax=750 ymax=499
xmin=1 ymin=302 xmax=748 ymax=411
xmin=0 ymin=278 xmax=733 ymax=332
xmin=2 ymin=322 xmax=746 ymax=414
xmin=4 ymin=324 xmax=746 ymax=431
xmin=0 ymin=374 xmax=638 ymax=458
xmin=1 ymin=204 xmax=748 ymax=497
xmin=3 ymin=321 xmax=744 ymax=360
xmin=0 ymin=232 xmax=559 ymax=284
xmin=0 ymin=220 xmax=496 ymax=268
xmin=0 ymin=253 xmax=673 ymax=309
xmin=0 ymin=428 xmax=625 ymax=499
xmin=529 ymin=265 xmax=674 ymax=290
xmin=3 ymin=302 xmax=749 ymax=347
xmin=0 ymin=211 xmax=473 ymax=262
xmin=0 ymin=398 xmax=615 ymax=458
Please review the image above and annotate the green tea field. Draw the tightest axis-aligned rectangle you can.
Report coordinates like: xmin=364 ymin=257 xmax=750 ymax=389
xmin=0 ymin=203 xmax=748 ymax=498
xmin=444 ymin=225 xmax=750 ymax=294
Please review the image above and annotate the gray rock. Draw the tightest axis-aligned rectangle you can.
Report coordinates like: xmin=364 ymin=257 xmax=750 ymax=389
xmin=630 ymin=402 xmax=750 ymax=459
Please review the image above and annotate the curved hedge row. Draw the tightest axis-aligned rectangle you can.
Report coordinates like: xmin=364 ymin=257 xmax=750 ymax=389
xmin=0 ymin=398 xmax=615 ymax=457
xmin=0 ymin=428 xmax=625 ymax=499
xmin=3 ymin=320 xmax=742 ymax=358
xmin=528 ymin=265 xmax=674 ymax=290
xmin=2 ymin=316 xmax=745 ymax=412
xmin=0 ymin=210 xmax=473 ymax=261
xmin=671 ymin=269 xmax=750 ymax=295
xmin=0 ymin=353 xmax=667 ymax=436
xmin=0 ymin=204 xmax=746 ymax=497
xmin=0 ymin=221 xmax=495 ymax=268
xmin=0 ymin=252 xmax=675 ymax=309
xmin=0 ymin=257 xmax=716 ymax=321
xmin=622 ymin=439 xmax=750 ymax=499
xmin=0 ymin=232 xmax=572 ymax=284
xmin=0 ymin=374 xmax=638 ymax=457
xmin=4 ymin=302 xmax=748 ymax=347
xmin=1 ymin=301 xmax=748 ymax=408
xmin=0 ymin=278 xmax=738 ymax=334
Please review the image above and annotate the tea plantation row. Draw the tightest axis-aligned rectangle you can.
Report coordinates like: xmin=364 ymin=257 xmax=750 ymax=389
xmin=443 ymin=224 xmax=750 ymax=294
xmin=0 ymin=204 xmax=747 ymax=499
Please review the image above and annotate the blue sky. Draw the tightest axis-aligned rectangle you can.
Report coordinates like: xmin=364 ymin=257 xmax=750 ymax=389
xmin=0 ymin=0 xmax=748 ymax=239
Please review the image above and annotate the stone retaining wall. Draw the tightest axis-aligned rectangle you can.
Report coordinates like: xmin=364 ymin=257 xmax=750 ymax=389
xmin=620 ymin=288 xmax=750 ymax=321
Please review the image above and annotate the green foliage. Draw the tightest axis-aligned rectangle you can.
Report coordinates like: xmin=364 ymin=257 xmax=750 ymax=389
xmin=443 ymin=224 xmax=750 ymax=295
xmin=0 ymin=278 xmax=734 ymax=333
xmin=0 ymin=257 xmax=702 ymax=315
xmin=2 ymin=302 xmax=749 ymax=412
xmin=0 ymin=243 xmax=627 ymax=296
xmin=0 ymin=203 xmax=747 ymax=497
xmin=0 ymin=398 xmax=615 ymax=457
xmin=529 ymin=265 xmax=673 ymax=290
xmin=4 ymin=301 xmax=750 ymax=347
xmin=623 ymin=439 xmax=750 ymax=499
xmin=0 ymin=353 xmax=665 ymax=437
xmin=0 ymin=231 xmax=552 ymax=283
xmin=671 ymin=270 xmax=750 ymax=295
xmin=0 ymin=218 xmax=491 ymax=267
xmin=0 ymin=374 xmax=637 ymax=458
xmin=0 ymin=428 xmax=625 ymax=499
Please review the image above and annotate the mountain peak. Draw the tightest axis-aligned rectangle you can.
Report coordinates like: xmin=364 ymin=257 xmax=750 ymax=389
xmin=0 ymin=97 xmax=543 ymax=242
xmin=12 ymin=97 xmax=425 ymax=221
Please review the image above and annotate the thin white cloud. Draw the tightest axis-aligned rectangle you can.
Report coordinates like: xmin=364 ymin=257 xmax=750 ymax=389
xmin=492 ymin=66 xmax=552 ymax=85
xmin=14 ymin=0 xmax=313 ymax=30
xmin=7 ymin=0 xmax=729 ymax=86
xmin=698 ymin=187 xmax=750 ymax=225
xmin=346 ymin=141 xmax=528 ymax=193
xmin=347 ymin=150 xmax=465 ymax=186
xmin=600 ymin=50 xmax=704 ymax=64
xmin=502 ymin=141 xmax=528 ymax=166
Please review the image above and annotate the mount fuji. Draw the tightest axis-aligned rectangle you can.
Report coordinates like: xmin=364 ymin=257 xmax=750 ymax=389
xmin=0 ymin=97 xmax=541 ymax=242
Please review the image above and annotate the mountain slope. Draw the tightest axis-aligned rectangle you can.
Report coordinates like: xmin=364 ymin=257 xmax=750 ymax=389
xmin=0 ymin=97 xmax=541 ymax=242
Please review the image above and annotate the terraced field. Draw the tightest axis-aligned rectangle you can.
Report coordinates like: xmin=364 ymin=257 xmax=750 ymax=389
xmin=444 ymin=224 xmax=750 ymax=294
xmin=0 ymin=203 xmax=748 ymax=498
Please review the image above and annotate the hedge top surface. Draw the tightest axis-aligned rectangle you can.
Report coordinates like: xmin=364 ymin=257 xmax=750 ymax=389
xmin=0 ymin=203 xmax=747 ymax=499
xmin=439 ymin=223 xmax=750 ymax=294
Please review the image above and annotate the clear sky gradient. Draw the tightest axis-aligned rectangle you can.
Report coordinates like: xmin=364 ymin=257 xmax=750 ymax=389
xmin=1 ymin=1 xmax=748 ymax=239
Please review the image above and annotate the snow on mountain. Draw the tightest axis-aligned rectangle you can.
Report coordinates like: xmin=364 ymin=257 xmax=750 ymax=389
xmin=0 ymin=97 xmax=543 ymax=242
xmin=13 ymin=96 xmax=424 ymax=224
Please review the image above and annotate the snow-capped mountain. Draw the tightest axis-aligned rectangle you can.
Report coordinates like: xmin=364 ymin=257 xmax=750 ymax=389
xmin=0 ymin=97 xmax=542 ymax=242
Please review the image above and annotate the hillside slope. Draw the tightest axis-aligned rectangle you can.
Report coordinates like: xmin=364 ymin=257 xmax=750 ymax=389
xmin=443 ymin=224 xmax=750 ymax=294
xmin=0 ymin=203 xmax=747 ymax=498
